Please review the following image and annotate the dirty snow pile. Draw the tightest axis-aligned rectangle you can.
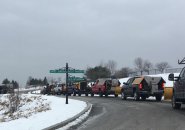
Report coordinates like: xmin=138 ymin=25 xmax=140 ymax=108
xmin=0 ymin=94 xmax=87 ymax=130
xmin=0 ymin=94 xmax=50 ymax=122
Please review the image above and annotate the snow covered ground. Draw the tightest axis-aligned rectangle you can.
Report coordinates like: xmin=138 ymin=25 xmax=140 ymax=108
xmin=0 ymin=94 xmax=86 ymax=130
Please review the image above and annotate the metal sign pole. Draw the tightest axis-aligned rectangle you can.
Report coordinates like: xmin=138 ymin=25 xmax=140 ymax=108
xmin=66 ymin=63 xmax=68 ymax=104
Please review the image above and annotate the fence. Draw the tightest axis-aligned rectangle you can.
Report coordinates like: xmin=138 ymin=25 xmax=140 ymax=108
xmin=129 ymin=68 xmax=182 ymax=77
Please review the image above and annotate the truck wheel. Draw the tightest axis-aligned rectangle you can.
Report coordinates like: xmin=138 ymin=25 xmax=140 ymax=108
xmin=141 ymin=96 xmax=146 ymax=101
xmin=91 ymin=93 xmax=94 ymax=97
xmin=99 ymin=91 xmax=103 ymax=97
xmin=156 ymin=95 xmax=162 ymax=101
xmin=78 ymin=93 xmax=81 ymax=96
xmin=73 ymin=93 xmax=76 ymax=96
xmin=105 ymin=93 xmax=108 ymax=97
xmin=172 ymin=95 xmax=181 ymax=109
xmin=115 ymin=94 xmax=118 ymax=98
xmin=134 ymin=92 xmax=140 ymax=101
xmin=85 ymin=93 xmax=88 ymax=96
xmin=121 ymin=92 xmax=127 ymax=100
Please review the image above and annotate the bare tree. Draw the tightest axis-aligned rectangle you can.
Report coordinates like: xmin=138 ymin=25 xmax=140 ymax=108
xmin=156 ymin=62 xmax=171 ymax=73
xmin=8 ymin=84 xmax=20 ymax=114
xmin=144 ymin=60 xmax=153 ymax=75
xmin=114 ymin=67 xmax=132 ymax=78
xmin=134 ymin=57 xmax=145 ymax=75
xmin=106 ymin=60 xmax=117 ymax=76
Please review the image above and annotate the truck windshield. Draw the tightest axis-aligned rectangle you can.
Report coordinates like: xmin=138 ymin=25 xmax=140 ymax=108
xmin=179 ymin=68 xmax=185 ymax=78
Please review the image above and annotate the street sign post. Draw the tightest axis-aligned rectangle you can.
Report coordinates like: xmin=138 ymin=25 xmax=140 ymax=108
xmin=50 ymin=69 xmax=84 ymax=74
xmin=49 ymin=64 xmax=85 ymax=104
xmin=68 ymin=76 xmax=86 ymax=82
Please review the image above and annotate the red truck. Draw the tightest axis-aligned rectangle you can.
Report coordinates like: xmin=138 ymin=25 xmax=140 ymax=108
xmin=91 ymin=78 xmax=121 ymax=97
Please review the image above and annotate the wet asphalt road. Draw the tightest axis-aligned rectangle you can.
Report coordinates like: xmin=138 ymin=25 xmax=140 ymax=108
xmin=66 ymin=96 xmax=185 ymax=130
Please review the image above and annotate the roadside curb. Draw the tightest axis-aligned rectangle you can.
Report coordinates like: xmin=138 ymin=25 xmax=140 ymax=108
xmin=162 ymin=100 xmax=171 ymax=104
xmin=43 ymin=101 xmax=92 ymax=130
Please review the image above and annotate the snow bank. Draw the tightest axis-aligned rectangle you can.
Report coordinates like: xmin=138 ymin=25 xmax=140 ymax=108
xmin=0 ymin=94 xmax=86 ymax=130
xmin=119 ymin=77 xmax=130 ymax=85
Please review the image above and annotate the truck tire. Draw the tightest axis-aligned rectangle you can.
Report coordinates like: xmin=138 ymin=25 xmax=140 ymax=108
xmin=172 ymin=95 xmax=181 ymax=109
xmin=141 ymin=96 xmax=146 ymax=101
xmin=105 ymin=93 xmax=108 ymax=97
xmin=156 ymin=95 xmax=162 ymax=101
xmin=85 ymin=93 xmax=88 ymax=96
xmin=121 ymin=92 xmax=127 ymax=100
xmin=134 ymin=92 xmax=140 ymax=101
xmin=99 ymin=91 xmax=103 ymax=97
xmin=78 ymin=93 xmax=81 ymax=96
xmin=73 ymin=93 xmax=76 ymax=96
xmin=91 ymin=93 xmax=94 ymax=97
xmin=115 ymin=94 xmax=118 ymax=98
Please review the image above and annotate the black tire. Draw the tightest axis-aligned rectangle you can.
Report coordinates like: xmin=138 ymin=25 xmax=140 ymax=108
xmin=99 ymin=91 xmax=103 ymax=97
xmin=73 ymin=93 xmax=76 ymax=96
xmin=134 ymin=92 xmax=140 ymax=101
xmin=105 ymin=93 xmax=108 ymax=97
xmin=115 ymin=94 xmax=118 ymax=98
xmin=156 ymin=95 xmax=162 ymax=101
xmin=85 ymin=93 xmax=88 ymax=96
xmin=141 ymin=96 xmax=146 ymax=101
xmin=91 ymin=93 xmax=94 ymax=97
xmin=78 ymin=93 xmax=81 ymax=96
xmin=121 ymin=92 xmax=127 ymax=100
xmin=172 ymin=95 xmax=181 ymax=109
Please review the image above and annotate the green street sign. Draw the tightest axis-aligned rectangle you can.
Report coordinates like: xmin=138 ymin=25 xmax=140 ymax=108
xmin=68 ymin=76 xmax=86 ymax=82
xmin=50 ymin=69 xmax=84 ymax=73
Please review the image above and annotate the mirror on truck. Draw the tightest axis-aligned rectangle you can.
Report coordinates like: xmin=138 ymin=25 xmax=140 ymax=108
xmin=168 ymin=73 xmax=174 ymax=81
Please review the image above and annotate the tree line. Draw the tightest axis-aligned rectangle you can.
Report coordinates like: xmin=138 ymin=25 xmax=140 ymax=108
xmin=26 ymin=76 xmax=48 ymax=86
xmin=1 ymin=78 xmax=19 ymax=89
xmin=85 ymin=57 xmax=171 ymax=81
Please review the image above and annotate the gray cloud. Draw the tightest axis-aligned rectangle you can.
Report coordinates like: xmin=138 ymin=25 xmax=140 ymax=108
xmin=0 ymin=0 xmax=185 ymax=85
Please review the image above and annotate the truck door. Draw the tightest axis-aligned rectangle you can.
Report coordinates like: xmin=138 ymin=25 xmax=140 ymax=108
xmin=178 ymin=68 xmax=185 ymax=99
xmin=126 ymin=78 xmax=135 ymax=96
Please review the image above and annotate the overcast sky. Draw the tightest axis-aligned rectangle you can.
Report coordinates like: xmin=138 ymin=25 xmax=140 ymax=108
xmin=0 ymin=0 xmax=185 ymax=86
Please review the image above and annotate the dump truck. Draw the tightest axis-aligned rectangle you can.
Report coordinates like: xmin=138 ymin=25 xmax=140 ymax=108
xmin=91 ymin=78 xmax=121 ymax=97
xmin=121 ymin=76 xmax=165 ymax=101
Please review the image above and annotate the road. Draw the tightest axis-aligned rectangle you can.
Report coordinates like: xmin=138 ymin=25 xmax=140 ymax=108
xmin=67 ymin=96 xmax=185 ymax=130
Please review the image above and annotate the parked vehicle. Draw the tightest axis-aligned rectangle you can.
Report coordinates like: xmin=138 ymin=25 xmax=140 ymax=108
xmin=121 ymin=76 xmax=165 ymax=101
xmin=41 ymin=84 xmax=55 ymax=95
xmin=60 ymin=83 xmax=74 ymax=96
xmin=91 ymin=78 xmax=121 ymax=97
xmin=168 ymin=58 xmax=185 ymax=109
xmin=73 ymin=81 xmax=91 ymax=96
xmin=53 ymin=84 xmax=62 ymax=95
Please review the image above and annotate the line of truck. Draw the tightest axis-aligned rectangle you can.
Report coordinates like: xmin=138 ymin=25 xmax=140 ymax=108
xmin=41 ymin=76 xmax=166 ymax=102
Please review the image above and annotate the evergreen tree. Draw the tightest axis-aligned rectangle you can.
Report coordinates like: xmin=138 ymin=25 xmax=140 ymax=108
xmin=85 ymin=66 xmax=111 ymax=81
xmin=43 ymin=77 xmax=48 ymax=85
xmin=2 ymin=78 xmax=10 ymax=84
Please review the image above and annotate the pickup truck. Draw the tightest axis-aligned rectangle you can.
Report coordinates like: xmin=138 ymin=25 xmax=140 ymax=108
xmin=121 ymin=76 xmax=165 ymax=101
xmin=169 ymin=67 xmax=185 ymax=109
xmin=91 ymin=78 xmax=121 ymax=97
xmin=73 ymin=81 xmax=91 ymax=96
